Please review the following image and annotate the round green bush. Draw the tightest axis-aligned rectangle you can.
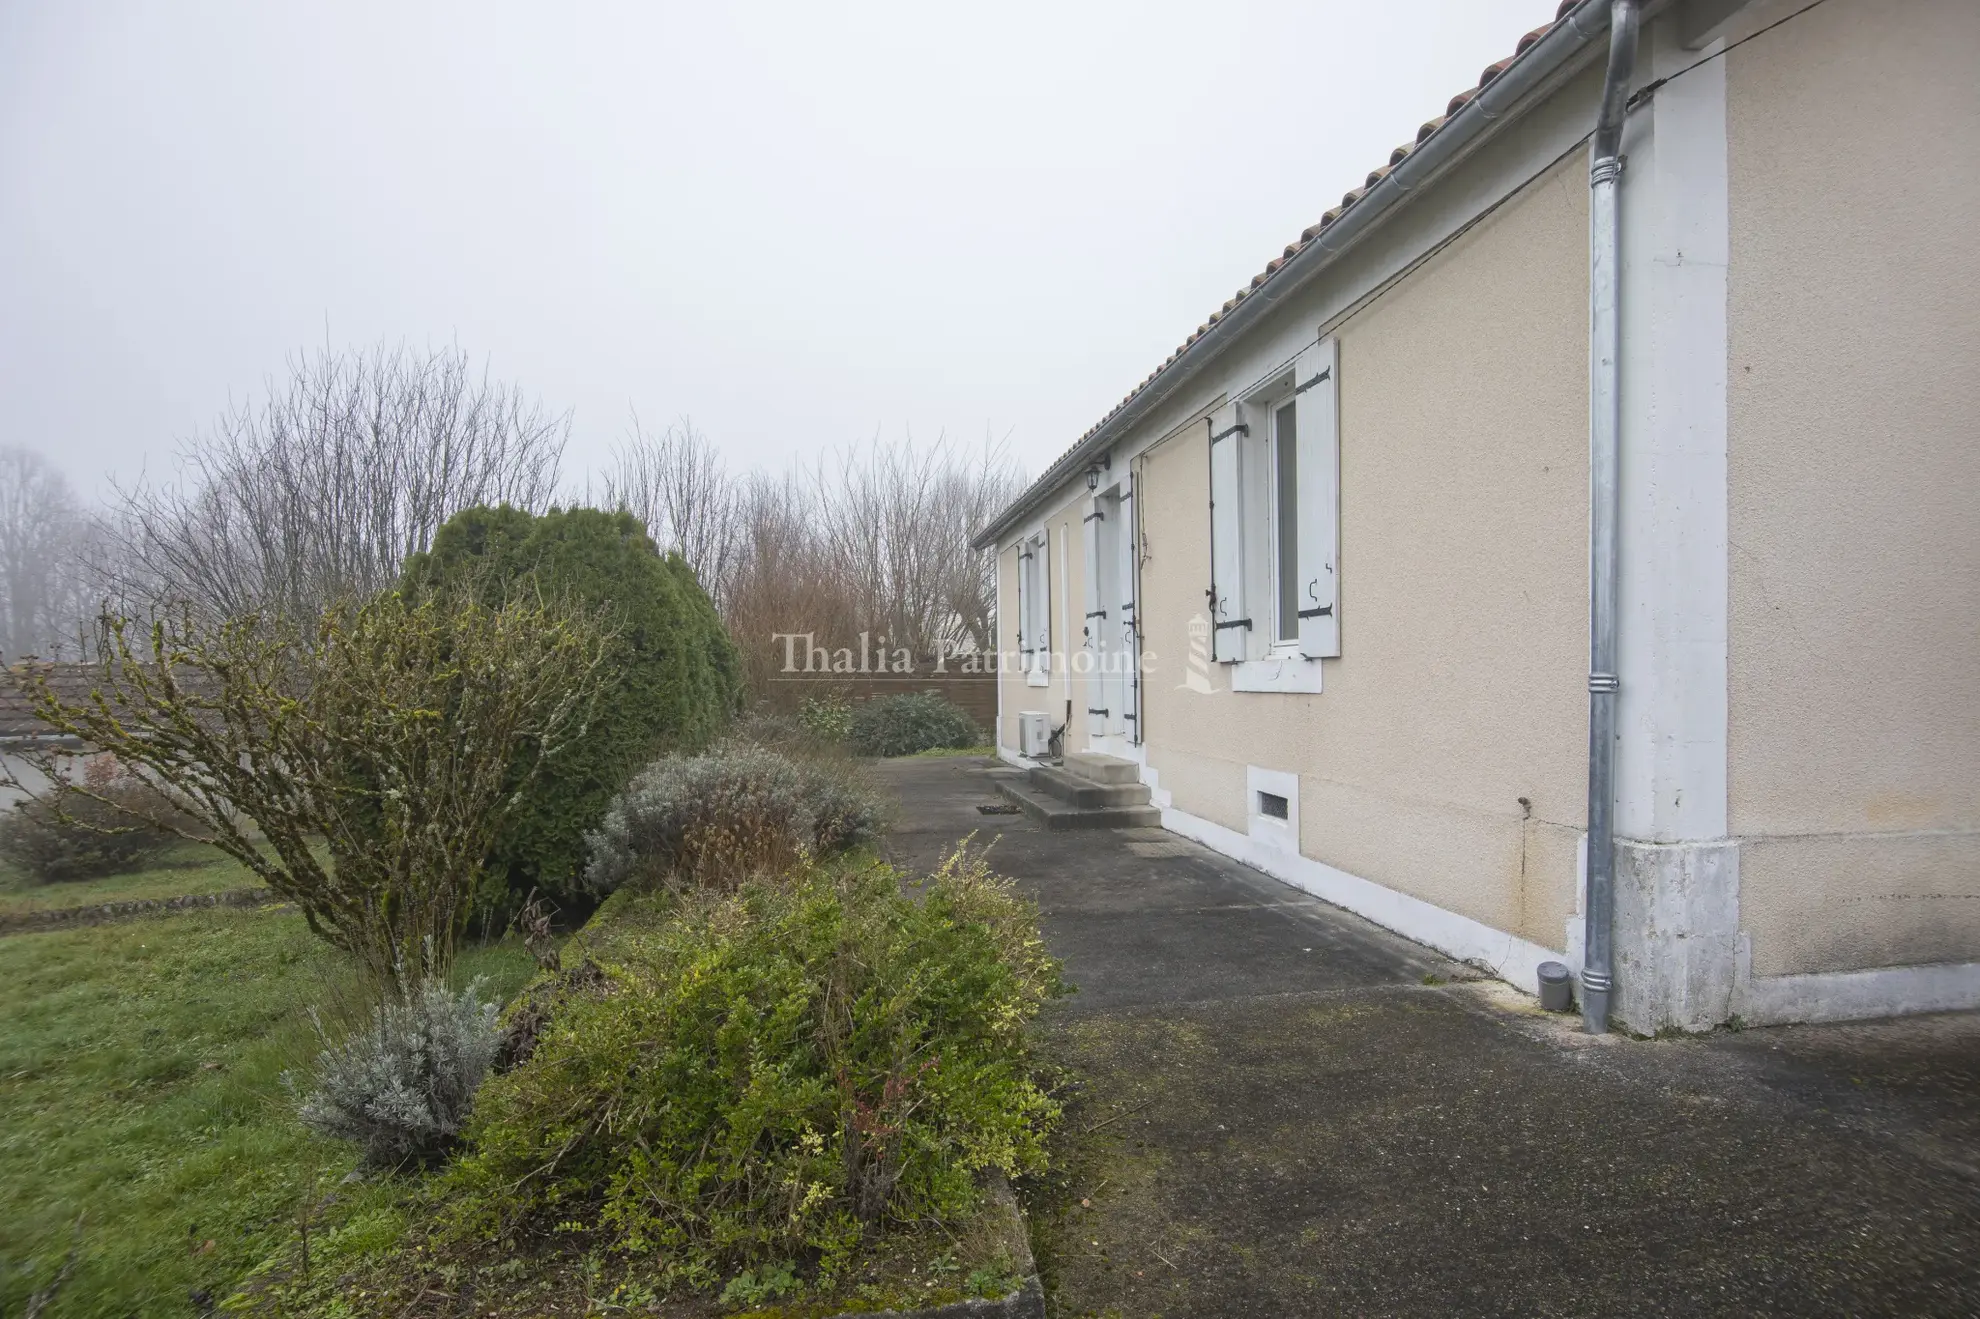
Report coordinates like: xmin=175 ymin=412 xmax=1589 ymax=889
xmin=846 ymin=692 xmax=981 ymax=758
xmin=401 ymin=506 xmax=742 ymax=904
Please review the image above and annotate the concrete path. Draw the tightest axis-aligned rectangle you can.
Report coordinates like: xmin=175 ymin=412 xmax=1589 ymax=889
xmin=875 ymin=757 xmax=1980 ymax=1318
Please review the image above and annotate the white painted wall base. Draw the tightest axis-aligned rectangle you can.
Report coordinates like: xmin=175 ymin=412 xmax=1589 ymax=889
xmin=1157 ymin=802 xmax=1569 ymax=996
xmin=1736 ymin=958 xmax=1980 ymax=1028
xmin=1601 ymin=835 xmax=1980 ymax=1031
xmin=1028 ymin=762 xmax=1980 ymax=1031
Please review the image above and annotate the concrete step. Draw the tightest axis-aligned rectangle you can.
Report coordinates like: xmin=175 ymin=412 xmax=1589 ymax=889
xmin=1027 ymin=764 xmax=1152 ymax=809
xmin=1063 ymin=752 xmax=1141 ymax=786
xmin=990 ymin=772 xmax=1162 ymax=830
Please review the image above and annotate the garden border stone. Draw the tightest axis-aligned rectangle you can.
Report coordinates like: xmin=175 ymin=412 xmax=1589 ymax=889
xmin=0 ymin=887 xmax=278 ymax=936
xmin=858 ymin=1175 xmax=1046 ymax=1319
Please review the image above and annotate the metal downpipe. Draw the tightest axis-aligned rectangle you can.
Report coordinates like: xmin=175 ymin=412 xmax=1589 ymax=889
xmin=1582 ymin=0 xmax=1639 ymax=1035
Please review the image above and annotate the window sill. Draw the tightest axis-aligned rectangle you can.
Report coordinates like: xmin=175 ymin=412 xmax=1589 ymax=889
xmin=1228 ymin=655 xmax=1323 ymax=693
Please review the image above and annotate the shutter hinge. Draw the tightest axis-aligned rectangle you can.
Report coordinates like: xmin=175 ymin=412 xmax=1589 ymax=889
xmin=1293 ymin=366 xmax=1331 ymax=396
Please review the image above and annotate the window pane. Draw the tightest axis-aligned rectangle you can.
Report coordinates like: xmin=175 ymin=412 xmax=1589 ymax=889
xmin=1275 ymin=401 xmax=1298 ymax=641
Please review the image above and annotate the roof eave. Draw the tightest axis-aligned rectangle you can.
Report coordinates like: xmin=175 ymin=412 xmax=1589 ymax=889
xmin=971 ymin=0 xmax=1621 ymax=552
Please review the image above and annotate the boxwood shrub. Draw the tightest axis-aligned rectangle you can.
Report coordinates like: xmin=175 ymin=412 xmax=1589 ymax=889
xmin=443 ymin=847 xmax=1065 ymax=1294
xmin=847 ymin=692 xmax=981 ymax=758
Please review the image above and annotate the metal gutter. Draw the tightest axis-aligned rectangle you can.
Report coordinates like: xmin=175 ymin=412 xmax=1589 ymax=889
xmin=1579 ymin=0 xmax=1640 ymax=1036
xmin=971 ymin=0 xmax=1623 ymax=551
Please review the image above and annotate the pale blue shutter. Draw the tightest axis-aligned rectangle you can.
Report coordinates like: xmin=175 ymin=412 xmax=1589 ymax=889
xmin=1293 ymin=339 xmax=1340 ymax=658
xmin=1208 ymin=402 xmax=1247 ymax=663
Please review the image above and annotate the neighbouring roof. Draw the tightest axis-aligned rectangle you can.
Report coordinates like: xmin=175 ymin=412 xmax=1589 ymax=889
xmin=0 ymin=663 xmax=94 ymax=741
xmin=1 ymin=662 xmax=224 ymax=743
xmin=976 ymin=0 xmax=1591 ymax=547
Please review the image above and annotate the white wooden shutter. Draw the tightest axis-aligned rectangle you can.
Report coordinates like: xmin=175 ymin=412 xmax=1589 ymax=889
xmin=1208 ymin=401 xmax=1247 ymax=663
xmin=1293 ymin=338 xmax=1340 ymax=658
xmin=1014 ymin=543 xmax=1031 ymax=661
xmin=1081 ymin=496 xmax=1102 ymax=656
xmin=1120 ymin=473 xmax=1138 ymax=738
xmin=1036 ymin=531 xmax=1052 ymax=672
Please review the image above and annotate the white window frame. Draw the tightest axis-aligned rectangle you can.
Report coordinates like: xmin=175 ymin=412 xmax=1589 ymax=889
xmin=1225 ymin=357 xmax=1325 ymax=693
xmin=1265 ymin=392 xmax=1303 ymax=655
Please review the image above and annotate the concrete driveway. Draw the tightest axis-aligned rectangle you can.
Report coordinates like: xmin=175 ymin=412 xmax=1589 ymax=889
xmin=874 ymin=756 xmax=1980 ymax=1318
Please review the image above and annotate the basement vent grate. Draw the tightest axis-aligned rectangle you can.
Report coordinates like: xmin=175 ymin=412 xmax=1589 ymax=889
xmin=1257 ymin=791 xmax=1290 ymax=820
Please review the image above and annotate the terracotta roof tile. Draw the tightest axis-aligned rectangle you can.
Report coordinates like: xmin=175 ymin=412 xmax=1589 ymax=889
xmin=1035 ymin=3 xmax=1589 ymax=473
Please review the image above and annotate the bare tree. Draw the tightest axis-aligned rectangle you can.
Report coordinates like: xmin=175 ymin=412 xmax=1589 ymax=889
xmin=602 ymin=414 xmax=739 ymax=600
xmin=0 ymin=447 xmax=95 ymax=659
xmin=933 ymin=437 xmax=1026 ymax=655
xmin=805 ymin=431 xmax=1021 ymax=660
xmin=719 ymin=470 xmax=858 ymax=695
xmin=111 ymin=342 xmax=568 ymax=619
xmin=710 ymin=432 xmax=1021 ymax=697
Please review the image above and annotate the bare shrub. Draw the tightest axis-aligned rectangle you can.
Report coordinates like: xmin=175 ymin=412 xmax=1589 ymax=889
xmin=0 ymin=754 xmax=190 ymax=882
xmin=9 ymin=592 xmax=611 ymax=985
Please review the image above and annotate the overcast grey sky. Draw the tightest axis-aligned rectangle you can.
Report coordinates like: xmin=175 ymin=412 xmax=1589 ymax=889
xmin=1 ymin=0 xmax=1560 ymax=498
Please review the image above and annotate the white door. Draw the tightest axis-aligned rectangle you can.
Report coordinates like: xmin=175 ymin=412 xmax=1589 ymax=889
xmin=1085 ymin=485 xmax=1132 ymax=754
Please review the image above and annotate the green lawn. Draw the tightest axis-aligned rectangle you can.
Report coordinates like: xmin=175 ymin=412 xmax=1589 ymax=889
xmin=0 ymin=843 xmax=265 ymax=918
xmin=0 ymin=906 xmax=536 ymax=1317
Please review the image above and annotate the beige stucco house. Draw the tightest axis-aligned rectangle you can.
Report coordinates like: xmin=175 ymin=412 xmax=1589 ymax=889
xmin=974 ymin=0 xmax=1979 ymax=1033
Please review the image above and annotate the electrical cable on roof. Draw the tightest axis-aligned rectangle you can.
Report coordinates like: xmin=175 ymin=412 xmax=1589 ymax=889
xmin=1319 ymin=0 xmax=1841 ymax=342
xmin=998 ymin=0 xmax=1843 ymax=505
xmin=1628 ymin=0 xmax=1837 ymax=110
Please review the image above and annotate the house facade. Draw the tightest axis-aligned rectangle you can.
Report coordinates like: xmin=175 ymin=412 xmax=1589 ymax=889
xmin=976 ymin=0 xmax=1980 ymax=1033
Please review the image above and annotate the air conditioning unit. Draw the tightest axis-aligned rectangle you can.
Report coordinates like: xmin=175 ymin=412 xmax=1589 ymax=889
xmin=1018 ymin=711 xmax=1052 ymax=758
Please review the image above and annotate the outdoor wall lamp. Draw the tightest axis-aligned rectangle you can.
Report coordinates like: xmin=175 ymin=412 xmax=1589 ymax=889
xmin=1086 ymin=452 xmax=1111 ymax=491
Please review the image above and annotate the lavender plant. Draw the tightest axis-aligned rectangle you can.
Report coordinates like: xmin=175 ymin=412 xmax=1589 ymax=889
xmin=292 ymin=978 xmax=503 ymax=1169
xmin=583 ymin=744 xmax=885 ymax=893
